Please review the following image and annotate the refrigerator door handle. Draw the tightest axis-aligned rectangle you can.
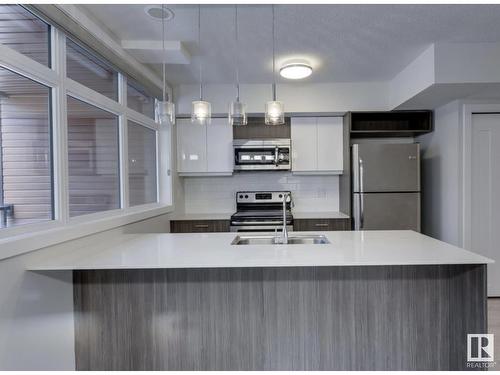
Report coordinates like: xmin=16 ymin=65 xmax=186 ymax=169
xmin=359 ymin=158 xmax=364 ymax=193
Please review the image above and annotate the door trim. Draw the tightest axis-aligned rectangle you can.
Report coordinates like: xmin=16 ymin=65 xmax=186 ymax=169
xmin=462 ymin=104 xmax=500 ymax=250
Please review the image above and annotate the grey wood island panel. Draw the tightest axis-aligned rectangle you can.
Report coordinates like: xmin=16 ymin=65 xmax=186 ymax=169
xmin=73 ymin=264 xmax=486 ymax=371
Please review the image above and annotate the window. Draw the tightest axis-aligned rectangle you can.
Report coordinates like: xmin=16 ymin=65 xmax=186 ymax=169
xmin=127 ymin=78 xmax=155 ymax=119
xmin=0 ymin=66 xmax=52 ymax=228
xmin=128 ymin=121 xmax=157 ymax=206
xmin=67 ymin=96 xmax=120 ymax=217
xmin=0 ymin=5 xmax=50 ymax=67
xmin=0 ymin=11 xmax=169 ymax=246
xmin=66 ymin=38 xmax=118 ymax=101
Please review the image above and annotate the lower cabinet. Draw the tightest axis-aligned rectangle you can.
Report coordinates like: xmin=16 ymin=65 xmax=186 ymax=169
xmin=170 ymin=220 xmax=230 ymax=233
xmin=170 ymin=218 xmax=350 ymax=233
xmin=293 ymin=218 xmax=351 ymax=231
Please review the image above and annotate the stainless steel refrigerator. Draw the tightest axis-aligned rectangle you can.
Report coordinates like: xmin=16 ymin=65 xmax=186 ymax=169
xmin=352 ymin=143 xmax=421 ymax=231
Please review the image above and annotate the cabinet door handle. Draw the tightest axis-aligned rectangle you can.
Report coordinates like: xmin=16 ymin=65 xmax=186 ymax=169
xmin=194 ymin=224 xmax=209 ymax=228
xmin=314 ymin=223 xmax=330 ymax=227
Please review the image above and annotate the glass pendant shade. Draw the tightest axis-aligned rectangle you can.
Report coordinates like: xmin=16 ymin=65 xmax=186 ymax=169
xmin=157 ymin=100 xmax=175 ymax=125
xmin=191 ymin=100 xmax=211 ymax=125
xmin=228 ymin=100 xmax=247 ymax=126
xmin=265 ymin=100 xmax=284 ymax=125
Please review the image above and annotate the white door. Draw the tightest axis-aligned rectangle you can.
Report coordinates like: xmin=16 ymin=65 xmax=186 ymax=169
xmin=206 ymin=118 xmax=233 ymax=174
xmin=176 ymin=119 xmax=207 ymax=173
xmin=471 ymin=113 xmax=500 ymax=296
xmin=291 ymin=117 xmax=317 ymax=172
xmin=317 ymin=117 xmax=343 ymax=172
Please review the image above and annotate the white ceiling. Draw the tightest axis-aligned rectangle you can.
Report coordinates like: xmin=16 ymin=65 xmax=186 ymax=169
xmin=81 ymin=4 xmax=500 ymax=85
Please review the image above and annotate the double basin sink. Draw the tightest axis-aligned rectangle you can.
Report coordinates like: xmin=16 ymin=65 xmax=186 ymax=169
xmin=231 ymin=234 xmax=330 ymax=245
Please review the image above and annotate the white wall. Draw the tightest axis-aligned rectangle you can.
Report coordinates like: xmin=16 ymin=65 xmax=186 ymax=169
xmin=182 ymin=172 xmax=339 ymax=214
xmin=418 ymin=100 xmax=462 ymax=246
xmin=0 ymin=213 xmax=171 ymax=370
xmin=389 ymin=45 xmax=435 ymax=109
xmin=391 ymin=43 xmax=500 ymax=109
xmin=174 ymin=82 xmax=389 ymax=115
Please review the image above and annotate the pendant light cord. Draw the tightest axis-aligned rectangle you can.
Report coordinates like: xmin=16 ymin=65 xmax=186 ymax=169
xmin=161 ymin=4 xmax=166 ymax=102
xmin=272 ymin=4 xmax=276 ymax=101
xmin=198 ymin=4 xmax=203 ymax=101
xmin=235 ymin=5 xmax=240 ymax=101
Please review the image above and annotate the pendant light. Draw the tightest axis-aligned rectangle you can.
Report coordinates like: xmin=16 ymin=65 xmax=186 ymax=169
xmin=228 ymin=5 xmax=247 ymax=126
xmin=265 ymin=5 xmax=284 ymax=126
xmin=156 ymin=4 xmax=175 ymax=125
xmin=191 ymin=5 xmax=211 ymax=125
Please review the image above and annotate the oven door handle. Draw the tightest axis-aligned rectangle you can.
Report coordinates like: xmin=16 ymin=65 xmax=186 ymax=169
xmin=231 ymin=220 xmax=288 ymax=226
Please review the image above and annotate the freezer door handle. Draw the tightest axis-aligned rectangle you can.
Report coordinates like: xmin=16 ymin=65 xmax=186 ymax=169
xmin=353 ymin=193 xmax=364 ymax=231
xmin=360 ymin=194 xmax=364 ymax=229
xmin=359 ymin=158 xmax=364 ymax=229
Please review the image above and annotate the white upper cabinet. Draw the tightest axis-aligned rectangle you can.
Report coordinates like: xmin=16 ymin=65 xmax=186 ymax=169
xmin=206 ymin=118 xmax=233 ymax=174
xmin=176 ymin=118 xmax=233 ymax=176
xmin=317 ymin=117 xmax=343 ymax=172
xmin=291 ymin=117 xmax=343 ymax=174
xmin=291 ymin=117 xmax=317 ymax=172
xmin=177 ymin=119 xmax=207 ymax=173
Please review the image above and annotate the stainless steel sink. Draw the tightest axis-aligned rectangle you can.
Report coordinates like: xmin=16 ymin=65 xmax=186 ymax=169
xmin=231 ymin=234 xmax=330 ymax=245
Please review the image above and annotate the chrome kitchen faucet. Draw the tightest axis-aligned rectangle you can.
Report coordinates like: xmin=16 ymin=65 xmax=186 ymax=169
xmin=274 ymin=192 xmax=291 ymax=244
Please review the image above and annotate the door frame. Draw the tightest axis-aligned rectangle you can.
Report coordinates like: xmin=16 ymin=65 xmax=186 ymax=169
xmin=462 ymin=103 xmax=500 ymax=250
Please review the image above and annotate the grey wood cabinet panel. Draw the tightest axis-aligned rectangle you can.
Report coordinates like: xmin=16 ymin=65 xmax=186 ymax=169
xmin=232 ymin=117 xmax=291 ymax=139
xmin=170 ymin=219 xmax=230 ymax=233
xmin=293 ymin=218 xmax=351 ymax=231
xmin=74 ymin=264 xmax=486 ymax=371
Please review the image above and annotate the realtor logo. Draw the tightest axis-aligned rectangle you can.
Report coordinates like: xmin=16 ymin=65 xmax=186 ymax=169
xmin=467 ymin=334 xmax=494 ymax=362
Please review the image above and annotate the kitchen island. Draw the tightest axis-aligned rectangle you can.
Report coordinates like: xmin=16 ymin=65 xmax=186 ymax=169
xmin=29 ymin=230 xmax=492 ymax=371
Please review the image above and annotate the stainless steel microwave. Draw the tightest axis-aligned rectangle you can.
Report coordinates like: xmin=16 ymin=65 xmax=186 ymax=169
xmin=233 ymin=139 xmax=291 ymax=171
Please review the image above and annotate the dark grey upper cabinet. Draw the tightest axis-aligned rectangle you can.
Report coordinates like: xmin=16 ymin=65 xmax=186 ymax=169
xmin=348 ymin=111 xmax=433 ymax=138
xmin=233 ymin=117 xmax=291 ymax=139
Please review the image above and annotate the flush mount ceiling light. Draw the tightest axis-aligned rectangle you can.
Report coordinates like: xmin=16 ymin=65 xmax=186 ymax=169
xmin=145 ymin=6 xmax=174 ymax=21
xmin=280 ymin=62 xmax=312 ymax=80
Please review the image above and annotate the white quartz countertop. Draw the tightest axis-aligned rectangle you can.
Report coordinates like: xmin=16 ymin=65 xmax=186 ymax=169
xmin=27 ymin=230 xmax=492 ymax=271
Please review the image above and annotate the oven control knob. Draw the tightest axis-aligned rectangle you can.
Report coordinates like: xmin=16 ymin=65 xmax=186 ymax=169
xmin=239 ymin=194 xmax=243 ymax=199
xmin=244 ymin=195 xmax=248 ymax=199
xmin=279 ymin=194 xmax=283 ymax=198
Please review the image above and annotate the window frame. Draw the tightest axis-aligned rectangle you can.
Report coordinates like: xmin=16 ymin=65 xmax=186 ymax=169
xmin=0 ymin=12 xmax=172 ymax=255
xmin=127 ymin=119 xmax=159 ymax=207
xmin=66 ymin=36 xmax=119 ymax=101
xmin=126 ymin=76 xmax=156 ymax=119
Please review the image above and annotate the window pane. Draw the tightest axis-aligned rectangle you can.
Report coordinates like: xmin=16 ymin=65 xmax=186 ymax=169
xmin=0 ymin=5 xmax=50 ymax=66
xmin=0 ymin=66 xmax=52 ymax=228
xmin=128 ymin=121 xmax=157 ymax=206
xmin=127 ymin=78 xmax=155 ymax=119
xmin=66 ymin=38 xmax=118 ymax=101
xmin=67 ymin=96 xmax=119 ymax=217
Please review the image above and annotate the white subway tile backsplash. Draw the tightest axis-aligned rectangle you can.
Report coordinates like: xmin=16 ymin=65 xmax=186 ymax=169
xmin=183 ymin=172 xmax=339 ymax=214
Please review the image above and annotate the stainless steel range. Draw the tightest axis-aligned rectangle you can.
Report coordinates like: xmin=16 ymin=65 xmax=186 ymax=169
xmin=230 ymin=191 xmax=293 ymax=232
